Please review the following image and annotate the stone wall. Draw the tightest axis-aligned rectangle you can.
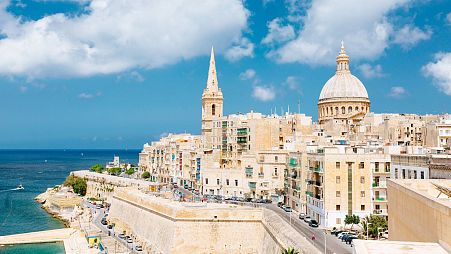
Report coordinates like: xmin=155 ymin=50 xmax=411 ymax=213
xmin=108 ymin=188 xmax=320 ymax=254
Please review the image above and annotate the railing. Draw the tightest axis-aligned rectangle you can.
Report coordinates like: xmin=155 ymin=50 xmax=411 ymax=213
xmin=374 ymin=197 xmax=387 ymax=201
xmin=258 ymin=173 xmax=264 ymax=178
xmin=373 ymin=209 xmax=388 ymax=215
xmin=372 ymin=181 xmax=387 ymax=188
xmin=305 ymin=191 xmax=313 ymax=197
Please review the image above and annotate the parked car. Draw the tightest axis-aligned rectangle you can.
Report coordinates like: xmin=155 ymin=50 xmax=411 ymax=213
xmin=333 ymin=230 xmax=345 ymax=236
xmin=126 ymin=238 xmax=133 ymax=244
xmin=277 ymin=202 xmax=283 ymax=207
xmin=118 ymin=234 xmax=126 ymax=239
xmin=96 ymin=204 xmax=104 ymax=209
xmin=107 ymin=224 xmax=113 ymax=229
xmin=346 ymin=236 xmax=358 ymax=245
xmin=184 ymin=184 xmax=189 ymax=189
xmin=303 ymin=216 xmax=311 ymax=223
xmin=101 ymin=218 xmax=107 ymax=225
xmin=298 ymin=213 xmax=306 ymax=219
xmin=265 ymin=199 xmax=272 ymax=203
xmin=283 ymin=206 xmax=293 ymax=212
xmin=341 ymin=233 xmax=356 ymax=242
xmin=309 ymin=219 xmax=319 ymax=227
xmin=135 ymin=245 xmax=143 ymax=251
xmin=337 ymin=232 xmax=350 ymax=239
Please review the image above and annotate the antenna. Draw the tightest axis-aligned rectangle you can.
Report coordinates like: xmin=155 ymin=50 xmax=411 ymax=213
xmin=298 ymin=99 xmax=301 ymax=114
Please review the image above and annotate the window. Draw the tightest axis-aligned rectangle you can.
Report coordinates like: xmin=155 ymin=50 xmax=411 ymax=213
xmin=336 ymin=176 xmax=341 ymax=184
xmin=212 ymin=104 xmax=216 ymax=116
xmin=402 ymin=169 xmax=406 ymax=179
xmin=395 ymin=168 xmax=398 ymax=178
xmin=336 ymin=205 xmax=341 ymax=211
xmin=361 ymin=205 xmax=365 ymax=211
xmin=274 ymin=168 xmax=278 ymax=175
xmin=348 ymin=106 xmax=352 ymax=113
xmin=217 ymin=179 xmax=220 ymax=185
xmin=420 ymin=171 xmax=425 ymax=179
xmin=341 ymin=107 xmax=345 ymax=114
xmin=205 ymin=178 xmax=209 ymax=185
xmin=336 ymin=191 xmax=341 ymax=197
xmin=360 ymin=176 xmax=365 ymax=184
xmin=235 ymin=180 xmax=238 ymax=186
xmin=359 ymin=162 xmax=365 ymax=169
xmin=275 ymin=156 xmax=278 ymax=162
xmin=414 ymin=171 xmax=417 ymax=179
xmin=336 ymin=162 xmax=340 ymax=169
xmin=361 ymin=191 xmax=365 ymax=197
xmin=336 ymin=218 xmax=341 ymax=224
xmin=226 ymin=179 xmax=229 ymax=185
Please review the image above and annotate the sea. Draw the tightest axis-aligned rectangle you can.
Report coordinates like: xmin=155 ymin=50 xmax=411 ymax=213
xmin=0 ymin=149 xmax=139 ymax=254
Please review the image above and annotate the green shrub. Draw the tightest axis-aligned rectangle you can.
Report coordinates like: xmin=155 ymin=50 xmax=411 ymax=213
xmin=141 ymin=171 xmax=151 ymax=179
xmin=63 ymin=175 xmax=87 ymax=196
xmin=125 ymin=168 xmax=135 ymax=175
xmin=90 ymin=164 xmax=105 ymax=173
xmin=107 ymin=167 xmax=122 ymax=176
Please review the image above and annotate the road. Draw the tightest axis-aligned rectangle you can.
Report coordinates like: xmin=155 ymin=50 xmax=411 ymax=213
xmin=86 ymin=202 xmax=143 ymax=254
xmin=265 ymin=204 xmax=353 ymax=254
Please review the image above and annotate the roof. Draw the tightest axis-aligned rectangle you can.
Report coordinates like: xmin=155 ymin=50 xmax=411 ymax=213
xmin=353 ymin=240 xmax=449 ymax=254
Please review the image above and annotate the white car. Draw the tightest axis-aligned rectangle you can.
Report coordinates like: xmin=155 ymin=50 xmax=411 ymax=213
xmin=337 ymin=232 xmax=350 ymax=239
xmin=126 ymin=238 xmax=133 ymax=244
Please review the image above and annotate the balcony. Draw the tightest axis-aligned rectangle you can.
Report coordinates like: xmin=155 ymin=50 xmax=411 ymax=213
xmin=374 ymin=197 xmax=387 ymax=202
xmin=289 ymin=158 xmax=298 ymax=166
xmin=248 ymin=182 xmax=256 ymax=190
xmin=313 ymin=167 xmax=323 ymax=173
xmin=258 ymin=172 xmax=264 ymax=178
xmin=290 ymin=170 xmax=298 ymax=179
xmin=373 ymin=168 xmax=390 ymax=174
xmin=305 ymin=191 xmax=313 ymax=197
xmin=372 ymin=181 xmax=387 ymax=188
xmin=373 ymin=209 xmax=388 ymax=215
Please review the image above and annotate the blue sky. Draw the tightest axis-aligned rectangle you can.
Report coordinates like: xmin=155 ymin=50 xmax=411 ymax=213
xmin=0 ymin=0 xmax=449 ymax=149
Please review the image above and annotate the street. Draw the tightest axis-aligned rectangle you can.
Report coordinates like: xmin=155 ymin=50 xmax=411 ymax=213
xmin=264 ymin=204 xmax=353 ymax=254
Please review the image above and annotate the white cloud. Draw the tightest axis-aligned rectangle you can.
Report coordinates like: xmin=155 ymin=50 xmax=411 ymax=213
xmin=224 ymin=37 xmax=254 ymax=62
xmin=422 ymin=52 xmax=451 ymax=95
xmin=357 ymin=63 xmax=385 ymax=78
xmin=78 ymin=91 xmax=101 ymax=99
xmin=239 ymin=69 xmax=256 ymax=80
xmin=262 ymin=18 xmax=295 ymax=45
xmin=0 ymin=0 xmax=249 ymax=78
xmin=117 ymin=70 xmax=145 ymax=83
xmin=267 ymin=0 xmax=422 ymax=65
xmin=388 ymin=86 xmax=407 ymax=98
xmin=284 ymin=76 xmax=302 ymax=94
xmin=393 ymin=25 xmax=432 ymax=49
xmin=252 ymin=85 xmax=276 ymax=101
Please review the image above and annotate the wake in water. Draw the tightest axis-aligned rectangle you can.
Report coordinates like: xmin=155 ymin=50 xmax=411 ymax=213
xmin=0 ymin=187 xmax=24 ymax=193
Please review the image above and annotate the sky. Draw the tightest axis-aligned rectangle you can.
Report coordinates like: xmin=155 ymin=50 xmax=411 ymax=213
xmin=0 ymin=0 xmax=449 ymax=149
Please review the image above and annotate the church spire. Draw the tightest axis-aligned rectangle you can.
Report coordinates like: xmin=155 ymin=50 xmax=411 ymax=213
xmin=336 ymin=41 xmax=350 ymax=74
xmin=206 ymin=46 xmax=219 ymax=92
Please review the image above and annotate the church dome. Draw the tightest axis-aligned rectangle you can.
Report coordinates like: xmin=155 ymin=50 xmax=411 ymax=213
xmin=319 ymin=73 xmax=368 ymax=100
xmin=318 ymin=42 xmax=369 ymax=101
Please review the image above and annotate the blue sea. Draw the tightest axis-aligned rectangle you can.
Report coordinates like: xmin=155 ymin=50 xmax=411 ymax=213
xmin=0 ymin=149 xmax=139 ymax=253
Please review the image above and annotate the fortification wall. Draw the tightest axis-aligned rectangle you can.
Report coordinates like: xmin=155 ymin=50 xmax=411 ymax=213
xmin=108 ymin=188 xmax=320 ymax=254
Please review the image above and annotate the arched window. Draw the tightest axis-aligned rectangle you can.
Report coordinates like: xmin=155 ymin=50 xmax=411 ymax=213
xmin=341 ymin=107 xmax=345 ymax=114
xmin=326 ymin=107 xmax=329 ymax=115
xmin=348 ymin=106 xmax=352 ymax=113
xmin=335 ymin=107 xmax=339 ymax=115
xmin=212 ymin=104 xmax=216 ymax=116
xmin=355 ymin=106 xmax=359 ymax=111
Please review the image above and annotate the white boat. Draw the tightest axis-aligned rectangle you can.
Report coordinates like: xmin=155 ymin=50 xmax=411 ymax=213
xmin=17 ymin=184 xmax=24 ymax=190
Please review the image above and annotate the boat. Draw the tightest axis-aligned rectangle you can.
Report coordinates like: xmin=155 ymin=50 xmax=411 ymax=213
xmin=17 ymin=184 xmax=24 ymax=190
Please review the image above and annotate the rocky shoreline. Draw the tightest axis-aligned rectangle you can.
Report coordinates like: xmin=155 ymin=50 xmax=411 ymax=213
xmin=35 ymin=186 xmax=82 ymax=228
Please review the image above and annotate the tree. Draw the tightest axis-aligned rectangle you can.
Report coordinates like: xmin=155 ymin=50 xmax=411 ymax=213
xmin=281 ymin=247 xmax=299 ymax=254
xmin=63 ymin=175 xmax=87 ymax=196
xmin=107 ymin=167 xmax=122 ymax=176
xmin=345 ymin=214 xmax=360 ymax=231
xmin=125 ymin=168 xmax=135 ymax=175
xmin=141 ymin=171 xmax=151 ymax=179
xmin=90 ymin=164 xmax=104 ymax=173
xmin=362 ymin=215 xmax=388 ymax=239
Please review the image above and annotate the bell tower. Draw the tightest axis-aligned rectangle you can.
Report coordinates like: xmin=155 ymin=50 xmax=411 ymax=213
xmin=201 ymin=47 xmax=223 ymax=150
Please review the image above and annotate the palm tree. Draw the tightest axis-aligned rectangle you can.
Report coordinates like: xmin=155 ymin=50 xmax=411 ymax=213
xmin=281 ymin=247 xmax=299 ymax=254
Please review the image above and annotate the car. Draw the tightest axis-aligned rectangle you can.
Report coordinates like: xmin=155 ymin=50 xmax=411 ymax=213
xmin=101 ymin=219 xmax=107 ymax=225
xmin=135 ymin=245 xmax=143 ymax=251
xmin=173 ymin=184 xmax=178 ymax=189
xmin=277 ymin=202 xmax=283 ymax=207
xmin=107 ymin=224 xmax=113 ymax=229
xmin=118 ymin=234 xmax=126 ymax=239
xmin=283 ymin=206 xmax=292 ymax=212
xmin=184 ymin=184 xmax=189 ymax=189
xmin=298 ymin=213 xmax=306 ymax=219
xmin=126 ymin=238 xmax=133 ymax=244
xmin=341 ymin=233 xmax=356 ymax=242
xmin=265 ymin=199 xmax=272 ymax=203
xmin=333 ymin=230 xmax=345 ymax=237
xmin=337 ymin=231 xmax=350 ymax=239
xmin=96 ymin=204 xmax=104 ymax=209
xmin=309 ymin=219 xmax=319 ymax=227
xmin=346 ymin=236 xmax=358 ymax=245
